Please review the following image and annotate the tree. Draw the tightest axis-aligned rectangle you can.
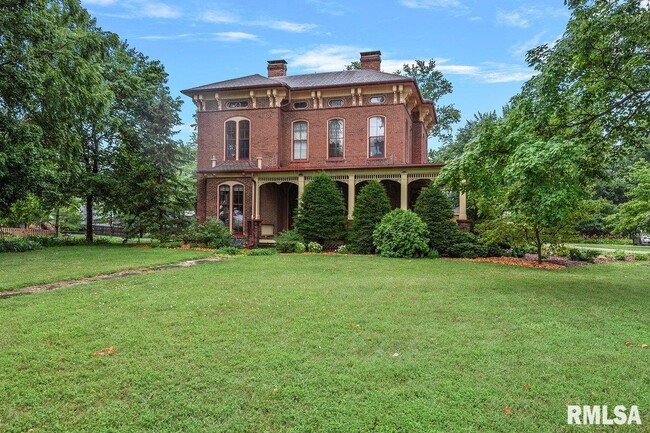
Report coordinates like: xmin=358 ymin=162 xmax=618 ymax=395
xmin=294 ymin=172 xmax=347 ymax=244
xmin=399 ymin=60 xmax=461 ymax=146
xmin=525 ymin=0 xmax=650 ymax=155
xmin=438 ymin=102 xmax=590 ymax=263
xmin=609 ymin=162 xmax=650 ymax=238
xmin=429 ymin=111 xmax=498 ymax=163
xmin=414 ymin=184 xmax=460 ymax=256
xmin=0 ymin=0 xmax=101 ymax=216
xmin=349 ymin=181 xmax=391 ymax=254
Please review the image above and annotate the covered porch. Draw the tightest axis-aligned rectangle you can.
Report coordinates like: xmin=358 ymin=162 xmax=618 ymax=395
xmin=252 ymin=166 xmax=467 ymax=241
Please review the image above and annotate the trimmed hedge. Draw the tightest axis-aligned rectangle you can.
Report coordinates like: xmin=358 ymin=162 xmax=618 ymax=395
xmin=373 ymin=209 xmax=429 ymax=258
xmin=349 ymin=181 xmax=391 ymax=254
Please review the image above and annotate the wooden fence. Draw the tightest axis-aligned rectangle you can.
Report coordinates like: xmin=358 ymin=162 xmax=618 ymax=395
xmin=0 ymin=227 xmax=54 ymax=238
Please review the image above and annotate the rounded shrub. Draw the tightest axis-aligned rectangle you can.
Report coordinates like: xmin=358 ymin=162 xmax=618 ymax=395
xmin=414 ymin=184 xmax=461 ymax=256
xmin=349 ymin=180 xmax=391 ymax=254
xmin=372 ymin=209 xmax=429 ymax=258
xmin=274 ymin=230 xmax=304 ymax=253
xmin=307 ymin=241 xmax=322 ymax=253
xmin=294 ymin=242 xmax=306 ymax=253
xmin=182 ymin=217 xmax=231 ymax=248
xmin=294 ymin=172 xmax=347 ymax=244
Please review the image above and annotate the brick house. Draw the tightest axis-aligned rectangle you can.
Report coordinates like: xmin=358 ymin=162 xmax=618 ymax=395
xmin=182 ymin=51 xmax=467 ymax=244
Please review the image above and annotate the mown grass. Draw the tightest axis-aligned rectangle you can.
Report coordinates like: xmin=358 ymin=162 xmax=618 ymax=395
xmin=1 ymin=254 xmax=649 ymax=432
xmin=0 ymin=245 xmax=212 ymax=291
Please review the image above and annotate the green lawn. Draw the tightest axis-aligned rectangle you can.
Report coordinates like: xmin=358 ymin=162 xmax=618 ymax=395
xmin=1 ymin=253 xmax=649 ymax=432
xmin=0 ymin=245 xmax=212 ymax=291
xmin=568 ymin=242 xmax=650 ymax=254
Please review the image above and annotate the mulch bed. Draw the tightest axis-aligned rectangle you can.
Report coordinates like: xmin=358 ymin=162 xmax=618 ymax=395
xmin=463 ymin=253 xmax=594 ymax=270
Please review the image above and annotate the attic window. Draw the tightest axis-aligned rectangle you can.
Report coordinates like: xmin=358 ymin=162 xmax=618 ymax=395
xmin=369 ymin=96 xmax=385 ymax=104
xmin=293 ymin=101 xmax=308 ymax=109
xmin=328 ymin=99 xmax=343 ymax=107
xmin=226 ymin=101 xmax=249 ymax=109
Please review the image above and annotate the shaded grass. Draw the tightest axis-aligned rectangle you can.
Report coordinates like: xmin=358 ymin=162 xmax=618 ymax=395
xmin=0 ymin=255 xmax=649 ymax=432
xmin=0 ymin=246 xmax=212 ymax=291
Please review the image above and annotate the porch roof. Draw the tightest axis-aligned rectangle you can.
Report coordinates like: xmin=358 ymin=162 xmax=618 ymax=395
xmin=198 ymin=162 xmax=445 ymax=175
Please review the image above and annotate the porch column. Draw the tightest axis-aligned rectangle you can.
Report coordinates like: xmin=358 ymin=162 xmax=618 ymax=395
xmin=298 ymin=174 xmax=305 ymax=203
xmin=347 ymin=174 xmax=355 ymax=220
xmin=400 ymin=172 xmax=408 ymax=210
xmin=255 ymin=179 xmax=261 ymax=219
xmin=459 ymin=191 xmax=467 ymax=220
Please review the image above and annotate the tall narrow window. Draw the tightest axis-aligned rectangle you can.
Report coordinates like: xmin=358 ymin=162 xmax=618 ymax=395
xmin=219 ymin=184 xmax=245 ymax=234
xmin=224 ymin=118 xmax=250 ymax=160
xmin=293 ymin=121 xmax=308 ymax=160
xmin=219 ymin=186 xmax=230 ymax=226
xmin=328 ymin=119 xmax=344 ymax=158
xmin=369 ymin=116 xmax=385 ymax=158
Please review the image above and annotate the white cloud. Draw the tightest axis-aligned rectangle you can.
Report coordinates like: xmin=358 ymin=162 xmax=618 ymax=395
xmin=140 ymin=32 xmax=258 ymax=42
xmin=510 ymin=32 xmax=546 ymax=57
xmin=214 ymin=32 xmax=258 ymax=42
xmin=83 ymin=0 xmax=117 ymax=5
xmin=198 ymin=12 xmax=316 ymax=33
xmin=400 ymin=0 xmax=464 ymax=9
xmin=260 ymin=20 xmax=317 ymax=33
xmin=138 ymin=1 xmax=180 ymax=18
xmin=85 ymin=0 xmax=181 ymax=19
xmin=497 ymin=7 xmax=569 ymax=28
xmin=269 ymin=45 xmax=534 ymax=84
xmin=200 ymin=10 xmax=238 ymax=24
xmin=496 ymin=10 xmax=529 ymax=28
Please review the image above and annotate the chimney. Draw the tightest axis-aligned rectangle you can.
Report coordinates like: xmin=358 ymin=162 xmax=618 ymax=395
xmin=267 ymin=59 xmax=287 ymax=78
xmin=360 ymin=50 xmax=381 ymax=71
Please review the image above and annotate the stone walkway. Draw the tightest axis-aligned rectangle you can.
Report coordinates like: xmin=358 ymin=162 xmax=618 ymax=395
xmin=0 ymin=257 xmax=221 ymax=299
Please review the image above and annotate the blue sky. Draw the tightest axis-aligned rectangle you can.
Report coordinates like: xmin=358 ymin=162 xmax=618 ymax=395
xmin=81 ymin=0 xmax=571 ymax=148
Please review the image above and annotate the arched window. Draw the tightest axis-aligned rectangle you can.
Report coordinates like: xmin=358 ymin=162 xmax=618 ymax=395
xmin=368 ymin=116 xmax=385 ymax=158
xmin=328 ymin=119 xmax=344 ymax=158
xmin=225 ymin=118 xmax=250 ymax=160
xmin=293 ymin=121 xmax=308 ymax=160
xmin=219 ymin=184 xmax=244 ymax=234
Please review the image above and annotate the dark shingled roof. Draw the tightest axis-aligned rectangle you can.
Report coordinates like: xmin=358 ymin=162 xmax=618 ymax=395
xmin=182 ymin=70 xmax=413 ymax=95
xmin=182 ymin=74 xmax=284 ymax=94
xmin=203 ymin=161 xmax=259 ymax=172
xmin=272 ymin=69 xmax=412 ymax=89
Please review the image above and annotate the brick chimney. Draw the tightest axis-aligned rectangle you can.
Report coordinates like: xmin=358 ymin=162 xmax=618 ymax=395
xmin=267 ymin=59 xmax=287 ymax=78
xmin=360 ymin=51 xmax=381 ymax=71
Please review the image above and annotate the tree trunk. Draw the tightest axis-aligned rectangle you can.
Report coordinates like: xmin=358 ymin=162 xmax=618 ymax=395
xmin=535 ymin=228 xmax=542 ymax=264
xmin=55 ymin=208 xmax=60 ymax=238
xmin=86 ymin=195 xmax=94 ymax=243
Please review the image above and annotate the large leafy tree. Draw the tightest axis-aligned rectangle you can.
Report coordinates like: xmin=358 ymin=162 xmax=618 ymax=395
xmin=429 ymin=111 xmax=498 ymax=163
xmin=609 ymin=162 xmax=650 ymax=238
xmin=438 ymin=102 xmax=590 ymax=263
xmin=0 ymin=0 xmax=101 ymax=216
xmin=525 ymin=0 xmax=650 ymax=154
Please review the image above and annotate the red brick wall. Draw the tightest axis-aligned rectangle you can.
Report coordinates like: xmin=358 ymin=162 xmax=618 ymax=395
xmin=197 ymin=108 xmax=281 ymax=171
xmin=279 ymin=104 xmax=411 ymax=169
xmin=198 ymin=103 xmax=417 ymax=170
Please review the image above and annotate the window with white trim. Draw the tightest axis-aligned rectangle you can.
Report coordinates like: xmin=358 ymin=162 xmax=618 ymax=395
xmin=293 ymin=121 xmax=308 ymax=160
xmin=225 ymin=119 xmax=250 ymax=160
xmin=328 ymin=119 xmax=344 ymax=158
xmin=369 ymin=116 xmax=385 ymax=158
xmin=219 ymin=184 xmax=244 ymax=234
